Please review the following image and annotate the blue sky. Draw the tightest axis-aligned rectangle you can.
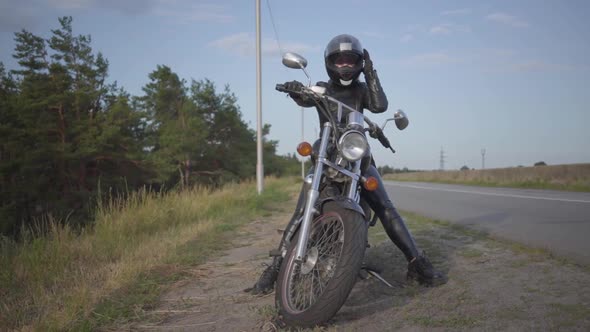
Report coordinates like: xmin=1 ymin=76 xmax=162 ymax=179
xmin=1 ymin=0 xmax=589 ymax=170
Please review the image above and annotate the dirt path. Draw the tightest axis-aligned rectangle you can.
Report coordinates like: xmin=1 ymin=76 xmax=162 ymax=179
xmin=133 ymin=197 xmax=590 ymax=331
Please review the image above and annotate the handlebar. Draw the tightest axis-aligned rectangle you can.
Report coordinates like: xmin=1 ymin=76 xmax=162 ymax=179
xmin=275 ymin=83 xmax=288 ymax=93
xmin=370 ymin=126 xmax=395 ymax=153
xmin=276 ymin=81 xmax=396 ymax=154
xmin=275 ymin=83 xmax=306 ymax=96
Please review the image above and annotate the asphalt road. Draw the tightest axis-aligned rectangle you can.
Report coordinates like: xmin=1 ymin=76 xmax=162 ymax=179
xmin=384 ymin=181 xmax=590 ymax=265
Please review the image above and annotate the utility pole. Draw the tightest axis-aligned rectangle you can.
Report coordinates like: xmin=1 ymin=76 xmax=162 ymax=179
xmin=255 ymin=0 xmax=263 ymax=194
xmin=439 ymin=146 xmax=446 ymax=171
xmin=481 ymin=148 xmax=486 ymax=169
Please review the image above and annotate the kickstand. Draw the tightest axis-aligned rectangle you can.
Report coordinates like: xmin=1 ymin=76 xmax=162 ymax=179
xmin=360 ymin=266 xmax=405 ymax=289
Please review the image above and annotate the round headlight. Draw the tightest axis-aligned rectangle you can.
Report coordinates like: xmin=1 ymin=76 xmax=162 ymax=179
xmin=339 ymin=131 xmax=368 ymax=161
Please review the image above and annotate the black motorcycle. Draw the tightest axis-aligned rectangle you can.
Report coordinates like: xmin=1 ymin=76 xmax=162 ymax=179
xmin=273 ymin=52 xmax=409 ymax=327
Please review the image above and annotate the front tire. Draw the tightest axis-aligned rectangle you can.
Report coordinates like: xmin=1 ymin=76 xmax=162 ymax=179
xmin=275 ymin=201 xmax=367 ymax=328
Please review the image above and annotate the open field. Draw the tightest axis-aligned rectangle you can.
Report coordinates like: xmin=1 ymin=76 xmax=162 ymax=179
xmin=383 ymin=163 xmax=590 ymax=192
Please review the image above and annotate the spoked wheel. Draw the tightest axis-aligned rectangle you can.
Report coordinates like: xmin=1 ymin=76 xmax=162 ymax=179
xmin=286 ymin=212 xmax=344 ymax=311
xmin=276 ymin=201 xmax=367 ymax=328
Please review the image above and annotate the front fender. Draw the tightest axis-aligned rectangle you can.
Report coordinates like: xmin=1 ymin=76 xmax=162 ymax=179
xmin=279 ymin=196 xmax=366 ymax=252
xmin=319 ymin=196 xmax=366 ymax=218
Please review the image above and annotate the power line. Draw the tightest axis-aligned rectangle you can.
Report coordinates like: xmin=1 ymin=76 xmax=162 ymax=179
xmin=265 ymin=0 xmax=284 ymax=56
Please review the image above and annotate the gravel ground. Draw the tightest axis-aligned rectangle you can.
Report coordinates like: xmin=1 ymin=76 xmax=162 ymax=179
xmin=132 ymin=197 xmax=590 ymax=331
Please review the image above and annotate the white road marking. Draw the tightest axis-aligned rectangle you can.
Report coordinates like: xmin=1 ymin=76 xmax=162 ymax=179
xmin=386 ymin=182 xmax=590 ymax=204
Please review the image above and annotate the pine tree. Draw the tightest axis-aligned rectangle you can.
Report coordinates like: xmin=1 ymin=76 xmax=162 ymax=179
xmin=189 ymin=79 xmax=256 ymax=184
xmin=0 ymin=62 xmax=24 ymax=235
xmin=140 ymin=65 xmax=207 ymax=187
xmin=2 ymin=17 xmax=150 ymax=233
xmin=1 ymin=16 xmax=295 ymax=236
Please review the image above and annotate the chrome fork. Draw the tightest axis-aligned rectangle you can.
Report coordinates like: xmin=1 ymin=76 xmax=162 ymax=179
xmin=294 ymin=122 xmax=332 ymax=262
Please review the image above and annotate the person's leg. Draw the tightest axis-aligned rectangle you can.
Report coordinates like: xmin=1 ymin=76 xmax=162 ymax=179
xmin=363 ymin=166 xmax=419 ymax=260
xmin=362 ymin=166 xmax=447 ymax=286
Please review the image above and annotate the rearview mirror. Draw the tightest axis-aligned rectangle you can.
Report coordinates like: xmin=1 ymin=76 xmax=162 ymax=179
xmin=282 ymin=52 xmax=311 ymax=86
xmin=381 ymin=109 xmax=409 ymax=131
xmin=394 ymin=110 xmax=409 ymax=130
xmin=282 ymin=52 xmax=308 ymax=69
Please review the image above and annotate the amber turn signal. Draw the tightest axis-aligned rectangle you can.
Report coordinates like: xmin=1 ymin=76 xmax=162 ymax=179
xmin=297 ymin=142 xmax=313 ymax=157
xmin=363 ymin=176 xmax=379 ymax=191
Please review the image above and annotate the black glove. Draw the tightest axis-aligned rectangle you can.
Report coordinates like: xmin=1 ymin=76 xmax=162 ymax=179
xmin=363 ymin=49 xmax=374 ymax=76
xmin=362 ymin=49 xmax=388 ymax=112
xmin=283 ymin=80 xmax=304 ymax=95
xmin=369 ymin=125 xmax=381 ymax=139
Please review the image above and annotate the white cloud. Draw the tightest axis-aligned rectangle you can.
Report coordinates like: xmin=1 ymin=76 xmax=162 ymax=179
xmin=400 ymin=34 xmax=413 ymax=43
xmin=398 ymin=48 xmax=586 ymax=73
xmin=487 ymin=48 xmax=518 ymax=58
xmin=0 ymin=1 xmax=39 ymax=32
xmin=361 ymin=31 xmax=385 ymax=39
xmin=153 ymin=2 xmax=233 ymax=23
xmin=47 ymin=0 xmax=157 ymax=14
xmin=473 ymin=51 xmax=587 ymax=73
xmin=430 ymin=24 xmax=452 ymax=35
xmin=400 ymin=52 xmax=462 ymax=67
xmin=429 ymin=23 xmax=471 ymax=35
xmin=441 ymin=8 xmax=471 ymax=16
xmin=510 ymin=60 xmax=574 ymax=72
xmin=209 ymin=32 xmax=315 ymax=57
xmin=486 ymin=12 xmax=529 ymax=28
xmin=16 ymin=0 xmax=233 ymax=22
xmin=47 ymin=0 xmax=93 ymax=9
xmin=209 ymin=33 xmax=252 ymax=56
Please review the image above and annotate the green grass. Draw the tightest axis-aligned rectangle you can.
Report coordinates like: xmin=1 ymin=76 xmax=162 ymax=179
xmin=457 ymin=248 xmax=484 ymax=258
xmin=549 ymin=303 xmax=590 ymax=321
xmin=409 ymin=315 xmax=480 ymax=328
xmin=0 ymin=176 xmax=299 ymax=331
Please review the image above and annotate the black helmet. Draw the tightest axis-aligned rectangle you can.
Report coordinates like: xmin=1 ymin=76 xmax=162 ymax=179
xmin=324 ymin=34 xmax=364 ymax=86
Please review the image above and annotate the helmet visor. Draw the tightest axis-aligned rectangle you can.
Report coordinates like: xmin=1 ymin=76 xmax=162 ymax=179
xmin=333 ymin=53 xmax=361 ymax=68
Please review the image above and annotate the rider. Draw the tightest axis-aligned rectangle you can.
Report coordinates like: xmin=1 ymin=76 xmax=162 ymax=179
xmin=246 ymin=34 xmax=447 ymax=295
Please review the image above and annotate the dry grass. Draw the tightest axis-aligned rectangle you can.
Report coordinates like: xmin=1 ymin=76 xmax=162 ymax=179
xmin=0 ymin=177 xmax=295 ymax=331
xmin=384 ymin=163 xmax=590 ymax=191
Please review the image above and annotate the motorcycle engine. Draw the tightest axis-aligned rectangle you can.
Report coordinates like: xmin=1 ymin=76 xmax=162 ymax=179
xmin=325 ymin=156 xmax=349 ymax=182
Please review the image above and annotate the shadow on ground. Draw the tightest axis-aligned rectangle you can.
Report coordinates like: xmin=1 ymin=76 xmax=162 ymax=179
xmin=329 ymin=212 xmax=484 ymax=326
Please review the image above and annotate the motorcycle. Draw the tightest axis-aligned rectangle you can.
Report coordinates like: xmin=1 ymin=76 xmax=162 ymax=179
xmin=273 ymin=52 xmax=409 ymax=327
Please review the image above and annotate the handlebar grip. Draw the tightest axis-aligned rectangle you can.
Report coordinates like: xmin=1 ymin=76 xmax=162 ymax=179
xmin=371 ymin=127 xmax=391 ymax=149
xmin=378 ymin=134 xmax=391 ymax=149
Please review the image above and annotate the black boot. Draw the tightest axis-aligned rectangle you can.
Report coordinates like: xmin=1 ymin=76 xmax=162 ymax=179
xmin=407 ymin=252 xmax=448 ymax=287
xmin=245 ymin=256 xmax=282 ymax=295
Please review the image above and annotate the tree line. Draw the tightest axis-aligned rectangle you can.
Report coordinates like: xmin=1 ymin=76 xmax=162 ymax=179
xmin=0 ymin=17 xmax=300 ymax=237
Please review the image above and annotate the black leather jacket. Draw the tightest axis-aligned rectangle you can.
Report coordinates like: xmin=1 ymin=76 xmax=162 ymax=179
xmin=292 ymin=69 xmax=388 ymax=126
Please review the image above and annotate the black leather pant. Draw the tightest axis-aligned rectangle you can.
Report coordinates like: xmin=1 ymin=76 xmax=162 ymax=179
xmin=275 ymin=165 xmax=420 ymax=262
xmin=361 ymin=165 xmax=420 ymax=260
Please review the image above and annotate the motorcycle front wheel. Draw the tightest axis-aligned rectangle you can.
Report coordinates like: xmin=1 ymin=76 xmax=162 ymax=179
xmin=276 ymin=201 xmax=367 ymax=328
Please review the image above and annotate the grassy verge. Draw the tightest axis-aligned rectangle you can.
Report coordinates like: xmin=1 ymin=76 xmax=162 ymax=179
xmin=364 ymin=210 xmax=590 ymax=331
xmin=0 ymin=177 xmax=299 ymax=331
xmin=383 ymin=164 xmax=590 ymax=192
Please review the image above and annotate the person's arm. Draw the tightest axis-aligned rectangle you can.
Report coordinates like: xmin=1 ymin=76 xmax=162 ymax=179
xmin=291 ymin=93 xmax=316 ymax=107
xmin=363 ymin=49 xmax=388 ymax=113
xmin=288 ymin=81 xmax=327 ymax=108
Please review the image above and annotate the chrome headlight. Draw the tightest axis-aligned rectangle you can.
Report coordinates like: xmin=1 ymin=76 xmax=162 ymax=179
xmin=339 ymin=130 xmax=368 ymax=161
